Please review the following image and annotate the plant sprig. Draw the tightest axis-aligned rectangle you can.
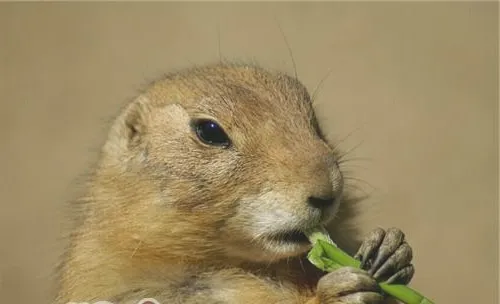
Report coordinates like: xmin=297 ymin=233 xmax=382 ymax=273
xmin=306 ymin=227 xmax=435 ymax=304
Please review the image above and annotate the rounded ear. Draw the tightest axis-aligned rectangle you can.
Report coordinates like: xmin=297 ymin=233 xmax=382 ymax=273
xmin=122 ymin=95 xmax=152 ymax=148
xmin=102 ymin=95 xmax=152 ymax=164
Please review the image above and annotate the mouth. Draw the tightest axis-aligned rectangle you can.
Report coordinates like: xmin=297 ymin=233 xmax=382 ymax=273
xmin=269 ymin=229 xmax=310 ymax=244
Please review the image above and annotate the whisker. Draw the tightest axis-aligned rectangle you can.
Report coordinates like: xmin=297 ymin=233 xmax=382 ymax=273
xmin=130 ymin=239 xmax=142 ymax=258
xmin=265 ymin=250 xmax=280 ymax=270
xmin=343 ymin=182 xmax=366 ymax=191
xmin=343 ymin=176 xmax=375 ymax=188
xmin=216 ymin=22 xmax=223 ymax=63
xmin=311 ymin=68 xmax=333 ymax=105
xmin=274 ymin=17 xmax=298 ymax=80
xmin=344 ymin=183 xmax=376 ymax=197
xmin=340 ymin=168 xmax=366 ymax=175
xmin=339 ymin=165 xmax=370 ymax=174
xmin=337 ymin=156 xmax=373 ymax=165
xmin=343 ymin=185 xmax=374 ymax=198
xmin=298 ymin=256 xmax=306 ymax=274
xmin=344 ymin=183 xmax=373 ymax=194
xmin=337 ymin=139 xmax=365 ymax=162
xmin=330 ymin=127 xmax=362 ymax=154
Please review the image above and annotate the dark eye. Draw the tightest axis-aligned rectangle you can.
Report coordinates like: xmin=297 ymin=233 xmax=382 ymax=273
xmin=192 ymin=119 xmax=231 ymax=148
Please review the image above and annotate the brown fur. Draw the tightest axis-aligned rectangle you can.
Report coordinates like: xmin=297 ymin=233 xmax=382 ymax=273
xmin=55 ymin=63 xmax=366 ymax=304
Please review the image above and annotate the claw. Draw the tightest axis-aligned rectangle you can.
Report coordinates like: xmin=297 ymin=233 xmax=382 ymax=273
xmin=337 ymin=292 xmax=385 ymax=303
xmin=317 ymin=267 xmax=381 ymax=298
xmin=369 ymin=228 xmax=405 ymax=276
xmin=354 ymin=228 xmax=385 ymax=270
xmin=354 ymin=227 xmax=414 ymax=287
xmin=385 ymin=264 xmax=415 ymax=284
xmin=372 ymin=242 xmax=412 ymax=280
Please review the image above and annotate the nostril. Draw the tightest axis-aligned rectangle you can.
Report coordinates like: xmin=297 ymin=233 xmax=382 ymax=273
xmin=308 ymin=196 xmax=335 ymax=209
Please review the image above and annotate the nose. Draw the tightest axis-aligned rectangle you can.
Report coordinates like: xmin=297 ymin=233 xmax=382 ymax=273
xmin=308 ymin=195 xmax=336 ymax=209
xmin=305 ymin=155 xmax=342 ymax=210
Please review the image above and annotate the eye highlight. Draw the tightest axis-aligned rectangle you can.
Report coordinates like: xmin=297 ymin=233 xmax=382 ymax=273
xmin=192 ymin=119 xmax=231 ymax=148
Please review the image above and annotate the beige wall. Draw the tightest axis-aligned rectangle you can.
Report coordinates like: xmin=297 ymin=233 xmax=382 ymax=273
xmin=0 ymin=2 xmax=497 ymax=303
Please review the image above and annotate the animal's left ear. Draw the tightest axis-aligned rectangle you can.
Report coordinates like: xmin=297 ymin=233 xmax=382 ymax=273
xmin=103 ymin=95 xmax=153 ymax=164
xmin=121 ymin=95 xmax=152 ymax=148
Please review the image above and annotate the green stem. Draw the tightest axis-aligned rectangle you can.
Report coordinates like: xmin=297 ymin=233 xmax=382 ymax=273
xmin=306 ymin=227 xmax=435 ymax=304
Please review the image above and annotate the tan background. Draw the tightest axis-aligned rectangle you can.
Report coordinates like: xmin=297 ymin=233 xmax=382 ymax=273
xmin=0 ymin=2 xmax=498 ymax=303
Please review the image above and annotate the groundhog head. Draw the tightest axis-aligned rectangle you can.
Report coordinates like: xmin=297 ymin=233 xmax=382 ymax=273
xmin=95 ymin=63 xmax=344 ymax=264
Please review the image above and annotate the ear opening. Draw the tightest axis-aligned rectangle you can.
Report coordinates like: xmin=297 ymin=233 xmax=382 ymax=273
xmin=105 ymin=95 xmax=151 ymax=155
xmin=99 ymin=95 xmax=153 ymax=168
xmin=122 ymin=95 xmax=152 ymax=148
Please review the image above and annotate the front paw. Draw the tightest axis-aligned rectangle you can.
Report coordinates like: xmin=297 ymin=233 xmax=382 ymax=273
xmin=354 ymin=227 xmax=415 ymax=284
xmin=316 ymin=267 xmax=384 ymax=304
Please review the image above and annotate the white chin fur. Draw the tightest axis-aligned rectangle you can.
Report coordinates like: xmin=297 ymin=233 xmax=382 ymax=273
xmin=260 ymin=238 xmax=311 ymax=259
xmin=236 ymin=190 xmax=341 ymax=260
xmin=241 ymin=194 xmax=315 ymax=257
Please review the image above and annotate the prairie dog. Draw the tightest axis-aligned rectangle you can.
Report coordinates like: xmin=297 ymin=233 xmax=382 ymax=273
xmin=55 ymin=63 xmax=414 ymax=304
